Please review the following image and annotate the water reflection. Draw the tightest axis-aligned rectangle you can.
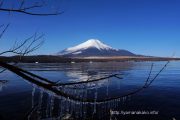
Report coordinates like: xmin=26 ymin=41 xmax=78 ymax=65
xmin=1 ymin=61 xmax=180 ymax=120
xmin=23 ymin=62 xmax=137 ymax=119
xmin=64 ymin=62 xmax=134 ymax=81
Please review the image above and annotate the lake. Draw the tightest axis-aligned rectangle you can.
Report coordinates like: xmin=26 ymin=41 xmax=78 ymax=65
xmin=0 ymin=61 xmax=180 ymax=120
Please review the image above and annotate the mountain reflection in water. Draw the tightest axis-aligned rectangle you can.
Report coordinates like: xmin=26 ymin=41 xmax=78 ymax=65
xmin=0 ymin=61 xmax=180 ymax=120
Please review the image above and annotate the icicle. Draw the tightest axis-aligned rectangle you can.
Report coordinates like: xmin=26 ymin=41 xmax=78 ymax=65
xmin=69 ymin=99 xmax=73 ymax=115
xmin=27 ymin=87 xmax=36 ymax=120
xmin=91 ymin=83 xmax=98 ymax=118
xmin=31 ymin=87 xmax=35 ymax=109
xmin=37 ymin=90 xmax=43 ymax=120
xmin=57 ymin=99 xmax=61 ymax=120
xmin=59 ymin=99 xmax=64 ymax=120
xmin=66 ymin=98 xmax=70 ymax=113
xmin=0 ymin=84 xmax=2 ymax=92
xmin=79 ymin=102 xmax=83 ymax=118
xmin=50 ymin=95 xmax=55 ymax=118
xmin=82 ymin=102 xmax=86 ymax=119
xmin=75 ymin=101 xmax=79 ymax=119
xmin=46 ymin=94 xmax=51 ymax=118
xmin=39 ymin=90 xmax=43 ymax=107
xmin=45 ymin=95 xmax=49 ymax=118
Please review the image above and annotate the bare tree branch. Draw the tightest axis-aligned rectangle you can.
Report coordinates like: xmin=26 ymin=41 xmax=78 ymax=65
xmin=0 ymin=32 xmax=44 ymax=73
xmin=0 ymin=33 xmax=44 ymax=56
xmin=0 ymin=0 xmax=63 ymax=16
xmin=0 ymin=8 xmax=62 ymax=16
xmin=0 ymin=0 xmax=60 ymax=75
xmin=19 ymin=0 xmax=26 ymax=9
xmin=0 ymin=60 xmax=170 ymax=103
xmin=0 ymin=24 xmax=9 ymax=39
xmin=144 ymin=63 xmax=153 ymax=86
xmin=144 ymin=61 xmax=170 ymax=88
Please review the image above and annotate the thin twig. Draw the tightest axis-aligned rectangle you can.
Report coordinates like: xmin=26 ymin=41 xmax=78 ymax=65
xmin=145 ymin=61 xmax=170 ymax=87
xmin=0 ymin=24 xmax=9 ymax=39
xmin=0 ymin=0 xmax=62 ymax=16
xmin=144 ymin=63 xmax=154 ymax=86
xmin=0 ymin=8 xmax=62 ymax=16
xmin=0 ymin=33 xmax=44 ymax=56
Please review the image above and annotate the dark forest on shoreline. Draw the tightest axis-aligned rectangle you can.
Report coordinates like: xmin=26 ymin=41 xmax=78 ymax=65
xmin=0 ymin=55 xmax=179 ymax=63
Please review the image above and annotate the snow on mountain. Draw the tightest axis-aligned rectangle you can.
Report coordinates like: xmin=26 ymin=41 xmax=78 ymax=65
xmin=65 ymin=39 xmax=115 ymax=53
xmin=57 ymin=39 xmax=136 ymax=57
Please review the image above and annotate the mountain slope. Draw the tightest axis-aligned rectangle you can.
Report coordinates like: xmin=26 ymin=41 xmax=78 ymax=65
xmin=57 ymin=39 xmax=136 ymax=57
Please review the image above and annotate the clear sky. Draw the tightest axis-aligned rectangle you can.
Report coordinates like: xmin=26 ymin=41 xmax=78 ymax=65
xmin=1 ymin=0 xmax=180 ymax=57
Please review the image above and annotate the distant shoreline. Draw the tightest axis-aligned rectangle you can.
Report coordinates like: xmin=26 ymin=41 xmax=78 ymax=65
xmin=0 ymin=55 xmax=180 ymax=63
xmin=74 ymin=56 xmax=180 ymax=62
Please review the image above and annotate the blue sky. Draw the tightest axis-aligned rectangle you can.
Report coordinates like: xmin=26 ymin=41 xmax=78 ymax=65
xmin=1 ymin=0 xmax=180 ymax=57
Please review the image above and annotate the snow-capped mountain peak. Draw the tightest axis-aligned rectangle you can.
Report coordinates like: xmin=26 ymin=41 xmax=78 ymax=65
xmin=57 ymin=39 xmax=136 ymax=57
xmin=66 ymin=39 xmax=114 ymax=52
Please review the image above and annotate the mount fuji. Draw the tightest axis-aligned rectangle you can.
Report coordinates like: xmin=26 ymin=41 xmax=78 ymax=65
xmin=57 ymin=39 xmax=136 ymax=57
